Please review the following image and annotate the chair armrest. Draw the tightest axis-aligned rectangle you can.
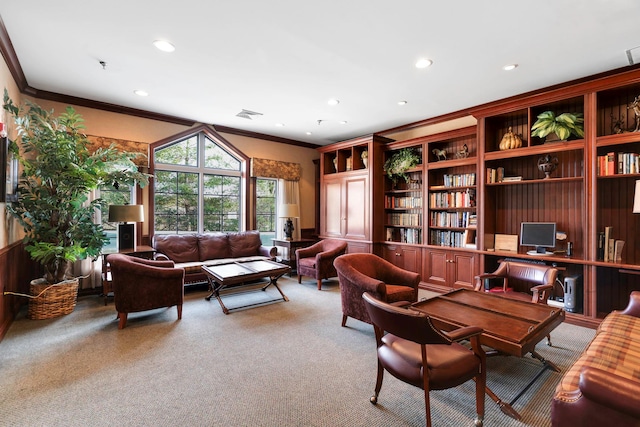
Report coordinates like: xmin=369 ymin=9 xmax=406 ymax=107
xmin=338 ymin=263 xmax=386 ymax=295
xmin=474 ymin=273 xmax=502 ymax=291
xmin=619 ymin=291 xmax=640 ymax=318
xmin=154 ymin=253 xmax=170 ymax=261
xmin=128 ymin=257 xmax=175 ymax=268
xmin=316 ymin=245 xmax=347 ymax=262
xmin=259 ymin=245 xmax=277 ymax=258
xmin=444 ymin=326 xmax=483 ymax=342
xmin=390 ymin=300 xmax=412 ymax=308
xmin=580 ymin=367 xmax=640 ymax=419
xmin=379 ymin=263 xmax=420 ymax=289
xmin=296 ymin=244 xmax=321 ymax=259
xmin=530 ymin=283 xmax=554 ymax=303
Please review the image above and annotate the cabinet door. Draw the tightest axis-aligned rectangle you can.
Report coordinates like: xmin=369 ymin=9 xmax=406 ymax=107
xmin=343 ymin=175 xmax=368 ymax=240
xmin=424 ymin=248 xmax=448 ymax=288
xmin=381 ymin=245 xmax=421 ymax=274
xmin=322 ymin=179 xmax=343 ymax=237
xmin=450 ymin=251 xmax=477 ymax=289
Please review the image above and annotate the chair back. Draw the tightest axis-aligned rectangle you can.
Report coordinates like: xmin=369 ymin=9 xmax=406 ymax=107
xmin=500 ymin=261 xmax=558 ymax=286
xmin=362 ymin=292 xmax=450 ymax=346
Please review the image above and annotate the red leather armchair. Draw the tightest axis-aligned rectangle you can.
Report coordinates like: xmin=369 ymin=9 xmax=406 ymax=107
xmin=296 ymin=239 xmax=348 ymax=290
xmin=334 ymin=253 xmax=420 ymax=327
xmin=109 ymin=254 xmax=185 ymax=329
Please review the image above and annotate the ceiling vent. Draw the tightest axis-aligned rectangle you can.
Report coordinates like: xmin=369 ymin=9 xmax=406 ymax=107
xmin=626 ymin=46 xmax=640 ymax=65
xmin=236 ymin=109 xmax=263 ymax=120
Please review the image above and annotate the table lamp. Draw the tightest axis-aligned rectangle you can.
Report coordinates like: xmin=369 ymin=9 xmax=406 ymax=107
xmin=279 ymin=204 xmax=300 ymax=241
xmin=108 ymin=204 xmax=144 ymax=251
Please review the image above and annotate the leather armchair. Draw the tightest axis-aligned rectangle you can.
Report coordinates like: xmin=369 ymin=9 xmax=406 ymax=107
xmin=334 ymin=253 xmax=420 ymax=327
xmin=474 ymin=260 xmax=558 ymax=304
xmin=296 ymin=239 xmax=348 ymax=290
xmin=362 ymin=292 xmax=486 ymax=427
xmin=109 ymin=254 xmax=185 ymax=329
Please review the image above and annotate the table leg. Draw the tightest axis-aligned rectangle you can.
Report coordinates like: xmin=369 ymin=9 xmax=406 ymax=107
xmin=204 ymin=278 xmax=230 ymax=314
xmin=476 ymin=380 xmax=522 ymax=420
xmin=260 ymin=273 xmax=289 ymax=302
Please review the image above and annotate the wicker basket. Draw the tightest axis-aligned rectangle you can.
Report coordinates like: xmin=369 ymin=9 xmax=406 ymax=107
xmin=28 ymin=278 xmax=79 ymax=320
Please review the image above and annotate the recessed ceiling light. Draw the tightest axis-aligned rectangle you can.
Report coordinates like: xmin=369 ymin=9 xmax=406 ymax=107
xmin=328 ymin=99 xmax=340 ymax=106
xmin=275 ymin=123 xmax=285 ymax=127
xmin=415 ymin=58 xmax=433 ymax=69
xmin=503 ymin=64 xmax=518 ymax=71
xmin=153 ymin=40 xmax=176 ymax=53
xmin=306 ymin=131 xmax=312 ymax=135
xmin=134 ymin=90 xmax=149 ymax=97
xmin=398 ymin=100 xmax=408 ymax=106
xmin=339 ymin=121 xmax=348 ymax=125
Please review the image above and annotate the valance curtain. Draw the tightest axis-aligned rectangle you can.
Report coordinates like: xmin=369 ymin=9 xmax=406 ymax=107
xmin=88 ymin=135 xmax=149 ymax=167
xmin=251 ymin=158 xmax=301 ymax=181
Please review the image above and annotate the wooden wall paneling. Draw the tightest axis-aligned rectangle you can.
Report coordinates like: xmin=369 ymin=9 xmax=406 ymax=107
xmin=0 ymin=242 xmax=35 ymax=340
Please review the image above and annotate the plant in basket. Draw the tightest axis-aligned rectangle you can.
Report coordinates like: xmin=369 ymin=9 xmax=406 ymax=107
xmin=2 ymin=90 xmax=149 ymax=319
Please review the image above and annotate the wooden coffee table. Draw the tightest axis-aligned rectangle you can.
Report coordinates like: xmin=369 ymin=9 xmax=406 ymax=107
xmin=202 ymin=260 xmax=290 ymax=314
xmin=411 ymin=288 xmax=565 ymax=420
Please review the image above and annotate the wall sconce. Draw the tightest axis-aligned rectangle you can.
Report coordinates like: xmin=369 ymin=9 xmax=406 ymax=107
xmin=108 ymin=204 xmax=144 ymax=251
xmin=279 ymin=204 xmax=300 ymax=241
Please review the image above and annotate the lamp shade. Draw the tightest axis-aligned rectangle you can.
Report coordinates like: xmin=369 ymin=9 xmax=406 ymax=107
xmin=279 ymin=204 xmax=300 ymax=218
xmin=108 ymin=204 xmax=144 ymax=223
xmin=634 ymin=180 xmax=640 ymax=214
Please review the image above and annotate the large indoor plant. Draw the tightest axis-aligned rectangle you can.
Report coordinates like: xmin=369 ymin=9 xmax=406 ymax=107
xmin=530 ymin=111 xmax=585 ymax=141
xmin=3 ymin=90 xmax=149 ymax=317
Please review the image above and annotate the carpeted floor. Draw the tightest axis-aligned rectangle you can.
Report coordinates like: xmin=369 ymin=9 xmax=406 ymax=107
xmin=0 ymin=277 xmax=595 ymax=426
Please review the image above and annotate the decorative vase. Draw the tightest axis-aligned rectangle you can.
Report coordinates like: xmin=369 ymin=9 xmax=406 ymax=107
xmin=332 ymin=158 xmax=338 ymax=172
xmin=537 ymin=154 xmax=559 ymax=179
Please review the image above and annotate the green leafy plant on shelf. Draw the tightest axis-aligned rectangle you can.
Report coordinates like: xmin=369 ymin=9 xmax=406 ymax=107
xmin=531 ymin=111 xmax=585 ymax=141
xmin=3 ymin=90 xmax=150 ymax=285
xmin=383 ymin=148 xmax=420 ymax=184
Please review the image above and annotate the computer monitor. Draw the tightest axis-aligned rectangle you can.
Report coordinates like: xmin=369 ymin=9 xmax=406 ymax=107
xmin=520 ymin=222 xmax=556 ymax=256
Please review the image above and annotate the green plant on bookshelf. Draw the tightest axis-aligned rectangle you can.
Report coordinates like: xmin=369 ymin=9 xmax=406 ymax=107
xmin=383 ymin=148 xmax=420 ymax=185
xmin=531 ymin=111 xmax=584 ymax=141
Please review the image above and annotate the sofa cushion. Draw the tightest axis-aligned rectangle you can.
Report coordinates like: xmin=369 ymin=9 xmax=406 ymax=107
xmin=228 ymin=230 xmax=261 ymax=258
xmin=198 ymin=233 xmax=229 ymax=261
xmin=153 ymin=234 xmax=200 ymax=263
xmin=597 ymin=311 xmax=640 ymax=340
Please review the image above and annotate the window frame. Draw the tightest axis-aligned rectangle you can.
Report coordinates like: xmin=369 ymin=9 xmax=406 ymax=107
xmin=149 ymin=125 xmax=250 ymax=237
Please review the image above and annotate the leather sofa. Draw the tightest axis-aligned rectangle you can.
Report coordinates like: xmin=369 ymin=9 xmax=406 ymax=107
xmin=551 ymin=291 xmax=640 ymax=426
xmin=152 ymin=230 xmax=277 ymax=285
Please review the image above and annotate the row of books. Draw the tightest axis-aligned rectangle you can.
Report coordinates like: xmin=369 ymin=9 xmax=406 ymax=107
xmin=599 ymin=226 xmax=625 ymax=262
xmin=486 ymin=167 xmax=523 ymax=183
xmin=386 ymin=228 xmax=421 ymax=244
xmin=596 ymin=152 xmax=640 ymax=176
xmin=384 ymin=195 xmax=423 ymax=209
xmin=387 ymin=213 xmax=421 ymax=226
xmin=430 ymin=211 xmax=477 ymax=228
xmin=429 ymin=229 xmax=476 ymax=249
xmin=441 ymin=173 xmax=476 ymax=188
xmin=429 ymin=189 xmax=476 ymax=208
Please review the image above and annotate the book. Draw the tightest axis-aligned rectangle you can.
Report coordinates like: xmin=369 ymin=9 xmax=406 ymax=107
xmin=604 ymin=226 xmax=613 ymax=262
xmin=614 ymin=240 xmax=625 ymax=262
xmin=597 ymin=232 xmax=605 ymax=261
xmin=502 ymin=176 xmax=523 ymax=182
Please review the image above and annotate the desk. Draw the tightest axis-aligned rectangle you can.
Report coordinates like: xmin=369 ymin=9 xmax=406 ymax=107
xmin=272 ymin=238 xmax=318 ymax=275
xmin=411 ymin=289 xmax=564 ymax=420
xmin=102 ymin=245 xmax=156 ymax=305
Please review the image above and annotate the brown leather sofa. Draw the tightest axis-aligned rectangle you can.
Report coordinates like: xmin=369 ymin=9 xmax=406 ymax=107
xmin=152 ymin=230 xmax=277 ymax=284
xmin=551 ymin=291 xmax=640 ymax=426
xmin=109 ymin=254 xmax=185 ymax=329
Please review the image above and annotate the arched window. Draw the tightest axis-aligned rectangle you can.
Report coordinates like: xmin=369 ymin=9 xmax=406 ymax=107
xmin=151 ymin=126 xmax=248 ymax=235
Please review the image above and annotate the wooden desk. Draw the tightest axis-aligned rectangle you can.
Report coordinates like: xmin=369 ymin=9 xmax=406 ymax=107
xmin=272 ymin=238 xmax=318 ymax=274
xmin=102 ymin=245 xmax=156 ymax=305
xmin=411 ymin=289 xmax=565 ymax=420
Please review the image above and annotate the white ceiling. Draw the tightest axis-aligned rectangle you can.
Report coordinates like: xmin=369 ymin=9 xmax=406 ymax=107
xmin=2 ymin=1 xmax=640 ymax=146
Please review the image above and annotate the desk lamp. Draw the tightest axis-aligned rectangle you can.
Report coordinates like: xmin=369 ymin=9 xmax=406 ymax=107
xmin=108 ymin=204 xmax=144 ymax=251
xmin=279 ymin=204 xmax=300 ymax=241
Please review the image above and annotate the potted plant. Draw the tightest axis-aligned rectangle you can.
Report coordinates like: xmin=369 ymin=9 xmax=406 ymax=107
xmin=3 ymin=90 xmax=149 ymax=319
xmin=531 ymin=111 xmax=585 ymax=141
xmin=383 ymin=148 xmax=420 ymax=185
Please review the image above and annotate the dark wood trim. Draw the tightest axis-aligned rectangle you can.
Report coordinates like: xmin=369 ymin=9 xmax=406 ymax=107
xmin=0 ymin=16 xmax=32 ymax=95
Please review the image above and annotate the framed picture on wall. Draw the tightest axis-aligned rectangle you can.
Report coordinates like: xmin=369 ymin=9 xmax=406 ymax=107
xmin=1 ymin=137 xmax=18 ymax=203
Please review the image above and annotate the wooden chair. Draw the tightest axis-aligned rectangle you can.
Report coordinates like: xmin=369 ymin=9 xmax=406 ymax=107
xmin=362 ymin=292 xmax=486 ymax=427
xmin=474 ymin=260 xmax=558 ymax=344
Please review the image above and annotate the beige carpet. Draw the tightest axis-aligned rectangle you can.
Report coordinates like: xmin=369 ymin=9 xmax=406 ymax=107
xmin=0 ymin=277 xmax=594 ymax=426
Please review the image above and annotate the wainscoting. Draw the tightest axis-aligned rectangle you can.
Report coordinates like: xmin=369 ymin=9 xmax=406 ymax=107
xmin=0 ymin=241 xmax=38 ymax=340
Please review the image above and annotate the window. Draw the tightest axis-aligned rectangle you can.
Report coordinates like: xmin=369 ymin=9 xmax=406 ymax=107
xmin=153 ymin=129 xmax=246 ymax=235
xmin=256 ymin=178 xmax=277 ymax=245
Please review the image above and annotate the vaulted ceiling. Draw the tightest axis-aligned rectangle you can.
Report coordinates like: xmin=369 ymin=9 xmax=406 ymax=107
xmin=2 ymin=1 xmax=640 ymax=146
